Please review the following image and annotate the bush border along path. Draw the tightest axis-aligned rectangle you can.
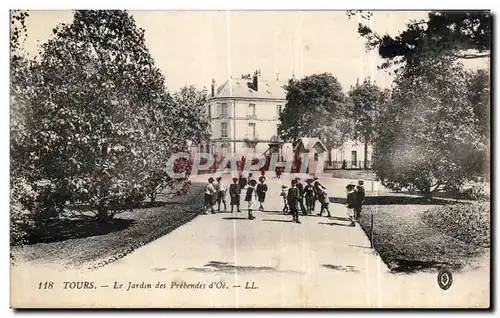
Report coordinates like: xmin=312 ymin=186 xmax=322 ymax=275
xmin=11 ymin=183 xmax=205 ymax=271
xmin=358 ymin=196 xmax=490 ymax=273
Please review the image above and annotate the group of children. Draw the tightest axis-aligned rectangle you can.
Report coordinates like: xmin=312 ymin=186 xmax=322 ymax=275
xmin=280 ymin=178 xmax=331 ymax=221
xmin=202 ymin=174 xmax=366 ymax=225
xmin=202 ymin=173 xmax=268 ymax=220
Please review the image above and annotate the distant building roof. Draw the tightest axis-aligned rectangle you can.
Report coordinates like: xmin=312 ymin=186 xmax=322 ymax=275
xmin=295 ymin=137 xmax=327 ymax=152
xmin=211 ymin=77 xmax=287 ymax=100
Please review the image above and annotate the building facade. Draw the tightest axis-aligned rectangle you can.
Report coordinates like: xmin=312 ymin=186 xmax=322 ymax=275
xmin=192 ymin=71 xmax=373 ymax=170
xmin=329 ymin=139 xmax=373 ymax=169
xmin=194 ymin=72 xmax=287 ymax=159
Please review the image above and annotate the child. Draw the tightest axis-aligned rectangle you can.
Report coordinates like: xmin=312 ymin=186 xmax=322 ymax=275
xmin=244 ymin=179 xmax=258 ymax=220
xmin=280 ymin=185 xmax=289 ymax=214
xmin=318 ymin=191 xmax=331 ymax=217
xmin=203 ymin=177 xmax=216 ymax=214
xmin=215 ymin=177 xmax=227 ymax=212
xmin=304 ymin=179 xmax=315 ymax=214
xmin=229 ymin=177 xmax=242 ymax=212
xmin=256 ymin=176 xmax=268 ymax=211
xmin=287 ymin=179 xmax=301 ymax=223
xmin=346 ymin=183 xmax=357 ymax=226
xmin=354 ymin=180 xmax=366 ymax=221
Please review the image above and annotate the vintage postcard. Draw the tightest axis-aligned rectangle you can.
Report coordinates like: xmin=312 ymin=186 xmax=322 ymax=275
xmin=10 ymin=10 xmax=491 ymax=308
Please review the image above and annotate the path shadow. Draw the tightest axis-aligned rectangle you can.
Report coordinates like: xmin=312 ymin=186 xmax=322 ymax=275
xmin=262 ymin=219 xmax=294 ymax=223
xmin=322 ymin=264 xmax=360 ymax=273
xmin=329 ymin=216 xmax=352 ymax=222
xmin=222 ymin=217 xmax=248 ymax=220
xmin=26 ymin=217 xmax=136 ymax=244
xmin=329 ymin=195 xmax=449 ymax=205
xmin=186 ymin=260 xmax=301 ymax=274
xmin=348 ymin=244 xmax=371 ymax=249
xmin=389 ymin=259 xmax=463 ymax=273
xmin=318 ymin=222 xmax=353 ymax=227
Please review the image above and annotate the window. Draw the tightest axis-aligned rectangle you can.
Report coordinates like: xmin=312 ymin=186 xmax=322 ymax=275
xmin=351 ymin=151 xmax=357 ymax=166
xmin=221 ymin=122 xmax=228 ymax=138
xmin=208 ymin=104 xmax=211 ymax=119
xmin=314 ymin=153 xmax=319 ymax=161
xmin=276 ymin=105 xmax=282 ymax=117
xmin=220 ymin=103 xmax=228 ymax=117
xmin=248 ymin=103 xmax=256 ymax=117
xmin=248 ymin=123 xmax=256 ymax=138
xmin=221 ymin=142 xmax=229 ymax=149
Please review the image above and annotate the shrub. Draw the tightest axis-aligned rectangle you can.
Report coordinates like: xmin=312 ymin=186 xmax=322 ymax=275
xmin=458 ymin=184 xmax=490 ymax=201
xmin=421 ymin=202 xmax=490 ymax=247
xmin=10 ymin=178 xmax=36 ymax=246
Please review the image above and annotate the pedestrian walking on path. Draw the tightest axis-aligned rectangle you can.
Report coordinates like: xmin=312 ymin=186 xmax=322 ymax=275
xmin=215 ymin=177 xmax=227 ymax=212
xmin=304 ymin=179 xmax=315 ymax=214
xmin=287 ymin=179 xmax=301 ymax=223
xmin=256 ymin=176 xmax=268 ymax=211
xmin=280 ymin=185 xmax=289 ymax=213
xmin=245 ymin=179 xmax=258 ymax=220
xmin=229 ymin=177 xmax=242 ymax=213
xmin=317 ymin=190 xmax=332 ymax=217
xmin=313 ymin=178 xmax=326 ymax=215
xmin=346 ymin=183 xmax=357 ymax=226
xmin=295 ymin=177 xmax=308 ymax=216
xmin=354 ymin=180 xmax=366 ymax=221
xmin=202 ymin=177 xmax=216 ymax=214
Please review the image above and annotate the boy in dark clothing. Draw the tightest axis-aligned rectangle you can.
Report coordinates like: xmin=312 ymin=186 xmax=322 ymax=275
xmin=354 ymin=180 xmax=366 ymax=221
xmin=256 ymin=176 xmax=268 ymax=211
xmin=229 ymin=177 xmax=242 ymax=212
xmin=304 ymin=179 xmax=315 ymax=214
xmin=295 ymin=178 xmax=307 ymax=216
xmin=314 ymin=179 xmax=326 ymax=216
xmin=287 ymin=179 xmax=301 ymax=224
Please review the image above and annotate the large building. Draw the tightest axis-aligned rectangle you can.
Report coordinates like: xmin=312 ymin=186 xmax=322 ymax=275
xmin=195 ymin=72 xmax=286 ymax=159
xmin=192 ymin=71 xmax=373 ymax=169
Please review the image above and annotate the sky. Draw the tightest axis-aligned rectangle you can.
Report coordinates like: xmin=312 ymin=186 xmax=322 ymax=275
xmin=21 ymin=10 xmax=489 ymax=93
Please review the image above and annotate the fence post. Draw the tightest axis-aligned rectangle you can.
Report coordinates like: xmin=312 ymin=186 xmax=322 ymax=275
xmin=370 ymin=214 xmax=374 ymax=248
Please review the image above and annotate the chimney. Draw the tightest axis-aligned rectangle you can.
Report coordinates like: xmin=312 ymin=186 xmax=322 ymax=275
xmin=211 ymin=78 xmax=215 ymax=97
xmin=253 ymin=70 xmax=258 ymax=91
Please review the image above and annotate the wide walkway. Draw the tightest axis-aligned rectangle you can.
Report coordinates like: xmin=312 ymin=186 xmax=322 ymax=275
xmin=11 ymin=173 xmax=489 ymax=308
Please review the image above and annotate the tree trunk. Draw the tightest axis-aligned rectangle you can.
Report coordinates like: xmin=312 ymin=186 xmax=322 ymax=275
xmin=364 ymin=135 xmax=369 ymax=170
xmin=97 ymin=204 xmax=109 ymax=224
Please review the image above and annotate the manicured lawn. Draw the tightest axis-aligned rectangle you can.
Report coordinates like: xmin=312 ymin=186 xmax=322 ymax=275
xmin=358 ymin=198 xmax=490 ymax=273
xmin=327 ymin=169 xmax=377 ymax=181
xmin=11 ymin=183 xmax=205 ymax=270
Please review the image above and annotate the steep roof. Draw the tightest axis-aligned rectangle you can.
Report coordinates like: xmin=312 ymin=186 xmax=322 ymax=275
xmin=295 ymin=137 xmax=327 ymax=152
xmin=211 ymin=77 xmax=287 ymax=100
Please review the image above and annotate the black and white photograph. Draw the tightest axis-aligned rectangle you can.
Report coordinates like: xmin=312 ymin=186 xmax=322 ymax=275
xmin=9 ymin=8 xmax=491 ymax=308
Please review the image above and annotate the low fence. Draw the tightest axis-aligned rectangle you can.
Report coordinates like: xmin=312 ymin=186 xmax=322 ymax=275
xmin=327 ymin=160 xmax=373 ymax=170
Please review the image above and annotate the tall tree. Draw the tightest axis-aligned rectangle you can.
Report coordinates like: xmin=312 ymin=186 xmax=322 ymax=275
xmin=349 ymin=10 xmax=491 ymax=70
xmin=278 ymin=73 xmax=350 ymax=148
xmin=172 ymin=85 xmax=211 ymax=145
xmin=348 ymin=78 xmax=388 ymax=169
xmin=372 ymin=58 xmax=486 ymax=196
xmin=18 ymin=10 xmax=170 ymax=223
xmin=141 ymin=86 xmax=211 ymax=204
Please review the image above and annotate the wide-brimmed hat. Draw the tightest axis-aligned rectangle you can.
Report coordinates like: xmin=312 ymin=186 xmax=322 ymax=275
xmin=346 ymin=182 xmax=356 ymax=189
xmin=281 ymin=185 xmax=288 ymax=189
xmin=358 ymin=180 xmax=365 ymax=185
